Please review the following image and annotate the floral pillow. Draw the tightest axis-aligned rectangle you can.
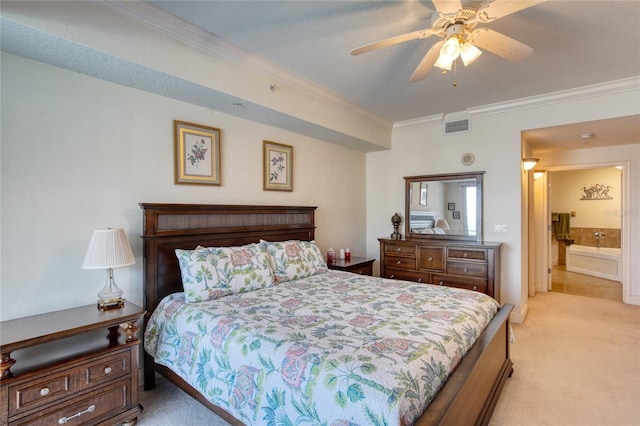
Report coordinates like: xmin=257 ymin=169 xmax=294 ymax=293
xmin=261 ymin=240 xmax=328 ymax=283
xmin=208 ymin=243 xmax=275 ymax=294
xmin=175 ymin=246 xmax=232 ymax=303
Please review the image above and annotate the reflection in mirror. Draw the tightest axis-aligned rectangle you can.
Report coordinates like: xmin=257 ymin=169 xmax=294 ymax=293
xmin=405 ymin=172 xmax=484 ymax=242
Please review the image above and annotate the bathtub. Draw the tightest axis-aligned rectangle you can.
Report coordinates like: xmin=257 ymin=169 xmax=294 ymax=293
xmin=566 ymin=245 xmax=622 ymax=281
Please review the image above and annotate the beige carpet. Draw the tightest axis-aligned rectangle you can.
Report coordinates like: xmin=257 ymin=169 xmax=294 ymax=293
xmin=139 ymin=292 xmax=640 ymax=425
xmin=490 ymin=291 xmax=640 ymax=426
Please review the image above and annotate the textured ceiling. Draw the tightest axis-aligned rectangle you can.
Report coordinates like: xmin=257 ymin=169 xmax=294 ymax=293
xmin=1 ymin=1 xmax=639 ymax=153
xmin=147 ymin=0 xmax=640 ymax=122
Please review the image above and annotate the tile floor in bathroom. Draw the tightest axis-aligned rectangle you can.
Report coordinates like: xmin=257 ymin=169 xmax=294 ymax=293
xmin=551 ymin=265 xmax=622 ymax=300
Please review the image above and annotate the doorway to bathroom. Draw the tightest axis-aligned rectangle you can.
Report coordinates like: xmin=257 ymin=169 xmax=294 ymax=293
xmin=544 ymin=166 xmax=624 ymax=301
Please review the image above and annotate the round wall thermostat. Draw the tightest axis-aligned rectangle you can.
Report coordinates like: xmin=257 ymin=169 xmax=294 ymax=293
xmin=461 ymin=153 xmax=475 ymax=166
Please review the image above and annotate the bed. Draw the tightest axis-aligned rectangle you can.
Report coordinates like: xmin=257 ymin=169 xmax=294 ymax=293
xmin=140 ymin=203 xmax=513 ymax=425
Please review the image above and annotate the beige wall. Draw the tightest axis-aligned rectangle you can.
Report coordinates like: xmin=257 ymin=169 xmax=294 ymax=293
xmin=550 ymin=168 xmax=622 ymax=229
xmin=366 ymin=91 xmax=640 ymax=321
xmin=0 ymin=53 xmax=367 ymax=320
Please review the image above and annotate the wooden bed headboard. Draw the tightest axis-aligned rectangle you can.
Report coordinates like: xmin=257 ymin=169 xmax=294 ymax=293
xmin=139 ymin=203 xmax=317 ymax=317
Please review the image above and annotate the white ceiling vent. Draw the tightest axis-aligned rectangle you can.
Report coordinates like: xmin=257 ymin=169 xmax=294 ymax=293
xmin=444 ymin=119 xmax=470 ymax=134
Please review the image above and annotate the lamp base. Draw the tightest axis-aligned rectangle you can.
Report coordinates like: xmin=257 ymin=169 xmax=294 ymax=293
xmin=97 ymin=298 xmax=125 ymax=312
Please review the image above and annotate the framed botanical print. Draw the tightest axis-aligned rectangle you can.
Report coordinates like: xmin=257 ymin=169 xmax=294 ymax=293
xmin=263 ymin=141 xmax=293 ymax=191
xmin=174 ymin=120 xmax=221 ymax=185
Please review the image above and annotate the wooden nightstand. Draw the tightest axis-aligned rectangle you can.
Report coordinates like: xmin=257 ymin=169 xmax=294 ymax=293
xmin=0 ymin=302 xmax=145 ymax=425
xmin=327 ymin=256 xmax=375 ymax=276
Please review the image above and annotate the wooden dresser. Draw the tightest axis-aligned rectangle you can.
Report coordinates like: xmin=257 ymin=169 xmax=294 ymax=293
xmin=0 ymin=303 xmax=144 ymax=425
xmin=379 ymin=238 xmax=501 ymax=301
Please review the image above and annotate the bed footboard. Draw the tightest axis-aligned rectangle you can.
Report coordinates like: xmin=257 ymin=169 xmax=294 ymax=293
xmin=417 ymin=303 xmax=514 ymax=426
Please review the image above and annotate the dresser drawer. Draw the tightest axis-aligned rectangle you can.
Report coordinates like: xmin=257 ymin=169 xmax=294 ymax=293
xmin=418 ymin=247 xmax=444 ymax=271
xmin=384 ymin=255 xmax=417 ymax=270
xmin=8 ymin=369 xmax=75 ymax=417
xmin=432 ymin=274 xmax=488 ymax=293
xmin=384 ymin=268 xmax=429 ymax=284
xmin=13 ymin=378 xmax=130 ymax=426
xmin=384 ymin=243 xmax=416 ymax=256
xmin=448 ymin=248 xmax=487 ymax=261
xmin=78 ymin=348 xmax=130 ymax=391
xmin=446 ymin=261 xmax=488 ymax=278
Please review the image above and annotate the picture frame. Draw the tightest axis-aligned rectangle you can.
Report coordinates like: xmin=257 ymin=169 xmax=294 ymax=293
xmin=174 ymin=120 xmax=221 ymax=185
xmin=419 ymin=182 xmax=428 ymax=205
xmin=452 ymin=210 xmax=461 ymax=220
xmin=448 ymin=202 xmax=456 ymax=211
xmin=263 ymin=140 xmax=293 ymax=191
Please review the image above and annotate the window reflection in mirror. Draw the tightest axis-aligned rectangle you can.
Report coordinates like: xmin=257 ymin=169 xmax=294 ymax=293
xmin=404 ymin=172 xmax=484 ymax=242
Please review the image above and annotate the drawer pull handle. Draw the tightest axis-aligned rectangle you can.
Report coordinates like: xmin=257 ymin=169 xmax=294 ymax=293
xmin=104 ymin=366 xmax=112 ymax=374
xmin=464 ymin=267 xmax=469 ymax=272
xmin=428 ymin=257 xmax=433 ymax=261
xmin=390 ymin=274 xmax=395 ymax=278
xmin=463 ymin=252 xmax=468 ymax=258
xmin=396 ymin=260 xmax=401 ymax=265
xmin=417 ymin=278 xmax=422 ymax=283
xmin=396 ymin=247 xmax=402 ymax=252
xmin=473 ymin=285 xmax=478 ymax=291
xmin=40 ymin=387 xmax=50 ymax=397
xmin=58 ymin=405 xmax=95 ymax=424
xmin=438 ymin=281 xmax=444 ymax=285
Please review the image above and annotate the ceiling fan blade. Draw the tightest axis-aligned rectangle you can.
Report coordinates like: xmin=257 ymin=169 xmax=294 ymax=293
xmin=432 ymin=0 xmax=463 ymax=16
xmin=409 ymin=40 xmax=444 ymax=82
xmin=470 ymin=28 xmax=533 ymax=62
xmin=475 ymin=0 xmax=546 ymax=23
xmin=351 ymin=28 xmax=438 ymax=56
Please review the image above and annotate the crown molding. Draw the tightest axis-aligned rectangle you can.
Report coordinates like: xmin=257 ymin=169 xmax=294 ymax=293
xmin=393 ymin=114 xmax=445 ymax=131
xmin=99 ymin=1 xmax=392 ymax=131
xmin=394 ymin=76 xmax=640 ymax=130
xmin=468 ymin=77 xmax=640 ymax=117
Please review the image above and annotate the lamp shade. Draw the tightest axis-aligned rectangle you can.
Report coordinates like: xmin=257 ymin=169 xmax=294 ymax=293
xmin=82 ymin=228 xmax=135 ymax=269
xmin=435 ymin=219 xmax=450 ymax=230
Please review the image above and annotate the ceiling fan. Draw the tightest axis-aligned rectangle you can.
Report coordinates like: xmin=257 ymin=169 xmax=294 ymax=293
xmin=351 ymin=0 xmax=546 ymax=82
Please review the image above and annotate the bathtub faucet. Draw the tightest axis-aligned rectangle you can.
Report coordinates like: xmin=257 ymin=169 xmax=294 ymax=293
xmin=594 ymin=231 xmax=605 ymax=247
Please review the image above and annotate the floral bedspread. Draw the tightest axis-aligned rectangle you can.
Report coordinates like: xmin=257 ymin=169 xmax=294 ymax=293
xmin=145 ymin=271 xmax=500 ymax=425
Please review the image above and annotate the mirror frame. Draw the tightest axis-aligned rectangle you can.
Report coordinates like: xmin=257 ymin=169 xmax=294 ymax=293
xmin=404 ymin=171 xmax=484 ymax=242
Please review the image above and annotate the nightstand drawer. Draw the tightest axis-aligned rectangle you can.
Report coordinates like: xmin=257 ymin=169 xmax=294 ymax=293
xmin=446 ymin=261 xmax=487 ymax=278
xmin=348 ymin=265 xmax=373 ymax=275
xmin=14 ymin=378 xmax=130 ymax=426
xmin=384 ymin=243 xmax=416 ymax=256
xmin=9 ymin=370 xmax=75 ymax=416
xmin=384 ymin=255 xmax=417 ymax=270
xmin=78 ymin=348 xmax=131 ymax=391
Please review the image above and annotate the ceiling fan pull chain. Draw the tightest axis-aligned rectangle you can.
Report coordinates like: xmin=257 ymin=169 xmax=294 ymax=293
xmin=453 ymin=60 xmax=458 ymax=87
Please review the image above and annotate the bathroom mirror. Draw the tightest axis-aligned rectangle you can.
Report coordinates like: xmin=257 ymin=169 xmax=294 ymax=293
xmin=404 ymin=171 xmax=484 ymax=242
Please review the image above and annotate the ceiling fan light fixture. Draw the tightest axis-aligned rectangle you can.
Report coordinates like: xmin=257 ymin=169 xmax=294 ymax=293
xmin=440 ymin=35 xmax=461 ymax=62
xmin=460 ymin=42 xmax=482 ymax=66
xmin=434 ymin=55 xmax=453 ymax=70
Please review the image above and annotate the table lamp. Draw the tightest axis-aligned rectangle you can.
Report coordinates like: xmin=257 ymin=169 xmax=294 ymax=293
xmin=82 ymin=228 xmax=135 ymax=311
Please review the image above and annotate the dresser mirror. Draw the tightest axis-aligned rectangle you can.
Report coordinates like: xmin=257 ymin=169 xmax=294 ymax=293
xmin=404 ymin=171 xmax=484 ymax=242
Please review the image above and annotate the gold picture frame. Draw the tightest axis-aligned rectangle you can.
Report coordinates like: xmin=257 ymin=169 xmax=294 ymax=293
xmin=174 ymin=120 xmax=221 ymax=185
xmin=263 ymin=141 xmax=293 ymax=191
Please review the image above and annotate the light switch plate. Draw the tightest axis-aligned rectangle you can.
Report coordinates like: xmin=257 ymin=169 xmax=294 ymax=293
xmin=494 ymin=224 xmax=509 ymax=234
